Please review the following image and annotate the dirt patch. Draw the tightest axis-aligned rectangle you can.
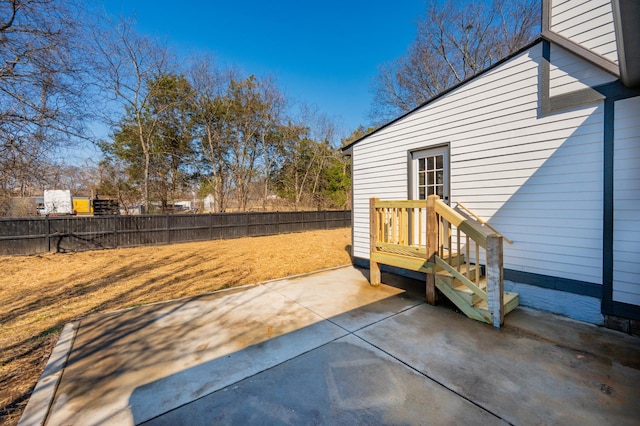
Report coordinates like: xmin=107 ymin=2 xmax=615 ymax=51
xmin=0 ymin=228 xmax=352 ymax=426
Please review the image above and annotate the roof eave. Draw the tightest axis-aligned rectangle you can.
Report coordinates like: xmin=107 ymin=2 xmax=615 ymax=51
xmin=612 ymin=0 xmax=640 ymax=89
xmin=342 ymin=38 xmax=544 ymax=153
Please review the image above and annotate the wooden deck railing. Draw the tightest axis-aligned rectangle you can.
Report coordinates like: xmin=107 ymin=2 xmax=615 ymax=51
xmin=370 ymin=195 xmax=505 ymax=327
xmin=369 ymin=199 xmax=430 ymax=286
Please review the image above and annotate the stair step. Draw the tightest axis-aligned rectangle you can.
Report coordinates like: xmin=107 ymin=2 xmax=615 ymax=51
xmin=436 ymin=263 xmax=481 ymax=284
xmin=452 ymin=278 xmax=486 ymax=305
xmin=474 ymin=291 xmax=519 ymax=316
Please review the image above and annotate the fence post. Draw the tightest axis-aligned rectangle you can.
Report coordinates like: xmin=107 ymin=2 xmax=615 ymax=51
xmin=113 ymin=215 xmax=118 ymax=248
xmin=45 ymin=215 xmax=50 ymax=253
xmin=486 ymin=234 xmax=504 ymax=327
xmin=277 ymin=211 xmax=281 ymax=234
xmin=209 ymin=213 xmax=213 ymax=240
xmin=369 ymin=198 xmax=381 ymax=286
xmin=426 ymin=195 xmax=438 ymax=305
xmin=165 ymin=214 xmax=170 ymax=244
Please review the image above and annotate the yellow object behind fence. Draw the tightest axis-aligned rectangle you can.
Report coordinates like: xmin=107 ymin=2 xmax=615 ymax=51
xmin=72 ymin=198 xmax=93 ymax=215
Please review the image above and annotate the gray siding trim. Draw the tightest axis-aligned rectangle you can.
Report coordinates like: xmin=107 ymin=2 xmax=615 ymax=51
xmin=597 ymin=81 xmax=640 ymax=320
xmin=541 ymin=31 xmax=619 ymax=76
xmin=593 ymin=80 xmax=640 ymax=100
xmin=541 ymin=39 xmax=606 ymax=115
xmin=608 ymin=300 xmax=640 ymax=320
xmin=549 ymin=88 xmax=605 ymax=111
xmin=542 ymin=0 xmax=619 ymax=77
xmin=541 ymin=0 xmax=550 ymax=33
xmin=351 ymin=256 xmax=602 ymax=298
xmin=541 ymin=40 xmax=551 ymax=110
xmin=602 ymin=96 xmax=615 ymax=316
xmin=406 ymin=150 xmax=414 ymax=200
xmin=612 ymin=0 xmax=640 ymax=88
xmin=504 ymin=269 xmax=602 ymax=298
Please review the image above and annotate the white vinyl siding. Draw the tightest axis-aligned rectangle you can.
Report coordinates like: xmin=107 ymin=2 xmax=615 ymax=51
xmin=549 ymin=44 xmax=617 ymax=96
xmin=352 ymin=42 xmax=604 ymax=285
xmin=613 ymin=97 xmax=640 ymax=305
xmin=550 ymin=0 xmax=618 ymax=64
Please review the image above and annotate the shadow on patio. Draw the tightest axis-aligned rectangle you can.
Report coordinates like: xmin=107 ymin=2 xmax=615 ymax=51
xmin=20 ymin=266 xmax=640 ymax=425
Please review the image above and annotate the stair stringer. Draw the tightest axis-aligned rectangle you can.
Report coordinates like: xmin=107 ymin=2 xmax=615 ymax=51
xmin=434 ymin=275 xmax=492 ymax=324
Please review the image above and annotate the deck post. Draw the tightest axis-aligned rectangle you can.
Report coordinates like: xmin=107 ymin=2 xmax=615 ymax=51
xmin=369 ymin=198 xmax=381 ymax=286
xmin=426 ymin=195 xmax=438 ymax=305
xmin=486 ymin=234 xmax=504 ymax=327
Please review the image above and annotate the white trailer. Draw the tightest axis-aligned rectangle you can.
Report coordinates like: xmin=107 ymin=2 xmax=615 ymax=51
xmin=44 ymin=190 xmax=73 ymax=215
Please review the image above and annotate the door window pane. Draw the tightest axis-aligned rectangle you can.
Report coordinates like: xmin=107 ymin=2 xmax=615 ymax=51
xmin=415 ymin=151 xmax=447 ymax=201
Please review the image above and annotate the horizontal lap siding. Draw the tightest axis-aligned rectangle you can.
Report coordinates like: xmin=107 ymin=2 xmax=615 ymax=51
xmin=613 ymin=97 xmax=640 ymax=305
xmin=353 ymin=42 xmax=605 ymax=285
xmin=452 ymin=96 xmax=604 ymax=285
xmin=549 ymin=44 xmax=617 ymax=95
xmin=551 ymin=0 xmax=618 ymax=63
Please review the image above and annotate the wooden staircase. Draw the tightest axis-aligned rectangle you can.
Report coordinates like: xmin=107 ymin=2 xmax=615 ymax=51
xmin=369 ymin=195 xmax=519 ymax=327
xmin=434 ymin=252 xmax=519 ymax=324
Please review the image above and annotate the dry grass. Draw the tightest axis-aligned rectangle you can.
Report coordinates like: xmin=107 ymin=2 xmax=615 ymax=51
xmin=0 ymin=228 xmax=352 ymax=426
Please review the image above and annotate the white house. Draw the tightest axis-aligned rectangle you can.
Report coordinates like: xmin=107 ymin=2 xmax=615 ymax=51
xmin=343 ymin=0 xmax=640 ymax=330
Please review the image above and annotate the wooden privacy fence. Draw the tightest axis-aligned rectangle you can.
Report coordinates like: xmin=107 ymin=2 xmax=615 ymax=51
xmin=0 ymin=210 xmax=351 ymax=256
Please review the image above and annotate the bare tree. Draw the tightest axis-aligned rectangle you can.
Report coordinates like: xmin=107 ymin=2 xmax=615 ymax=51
xmin=272 ymin=106 xmax=339 ymax=210
xmin=256 ymin=78 xmax=287 ymax=211
xmin=0 ymin=0 xmax=91 ymax=199
xmin=225 ymin=75 xmax=283 ymax=211
xmin=44 ymin=161 xmax=99 ymax=196
xmin=90 ymin=16 xmax=177 ymax=211
xmin=370 ymin=0 xmax=540 ymax=122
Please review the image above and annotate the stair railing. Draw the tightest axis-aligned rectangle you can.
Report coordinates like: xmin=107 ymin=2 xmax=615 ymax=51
xmin=369 ymin=198 xmax=430 ymax=285
xmin=428 ymin=195 xmax=504 ymax=327
xmin=369 ymin=196 xmax=505 ymax=327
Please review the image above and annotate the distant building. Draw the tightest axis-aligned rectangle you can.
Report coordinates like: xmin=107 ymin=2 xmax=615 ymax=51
xmin=204 ymin=194 xmax=216 ymax=212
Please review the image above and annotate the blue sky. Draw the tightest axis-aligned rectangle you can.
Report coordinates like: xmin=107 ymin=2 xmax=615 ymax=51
xmin=101 ymin=0 xmax=428 ymax=138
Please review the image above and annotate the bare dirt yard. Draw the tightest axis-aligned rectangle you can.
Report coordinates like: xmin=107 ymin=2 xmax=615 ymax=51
xmin=0 ymin=228 xmax=352 ymax=426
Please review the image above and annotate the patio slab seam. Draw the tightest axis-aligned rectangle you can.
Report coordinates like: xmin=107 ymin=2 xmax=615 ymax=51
xmin=350 ymin=325 xmax=507 ymax=423
xmin=18 ymin=321 xmax=80 ymax=426
xmin=138 ymin=331 xmax=351 ymax=425
xmin=132 ymin=276 xmax=430 ymax=426
xmin=139 ymin=304 xmax=509 ymax=426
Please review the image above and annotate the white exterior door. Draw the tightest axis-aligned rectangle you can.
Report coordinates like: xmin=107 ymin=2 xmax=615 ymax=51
xmin=412 ymin=147 xmax=450 ymax=203
xmin=410 ymin=146 xmax=450 ymax=247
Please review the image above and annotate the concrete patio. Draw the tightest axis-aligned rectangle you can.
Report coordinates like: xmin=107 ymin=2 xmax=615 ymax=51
xmin=19 ymin=266 xmax=640 ymax=425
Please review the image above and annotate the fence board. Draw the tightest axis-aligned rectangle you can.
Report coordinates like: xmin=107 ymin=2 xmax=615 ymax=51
xmin=0 ymin=210 xmax=351 ymax=256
